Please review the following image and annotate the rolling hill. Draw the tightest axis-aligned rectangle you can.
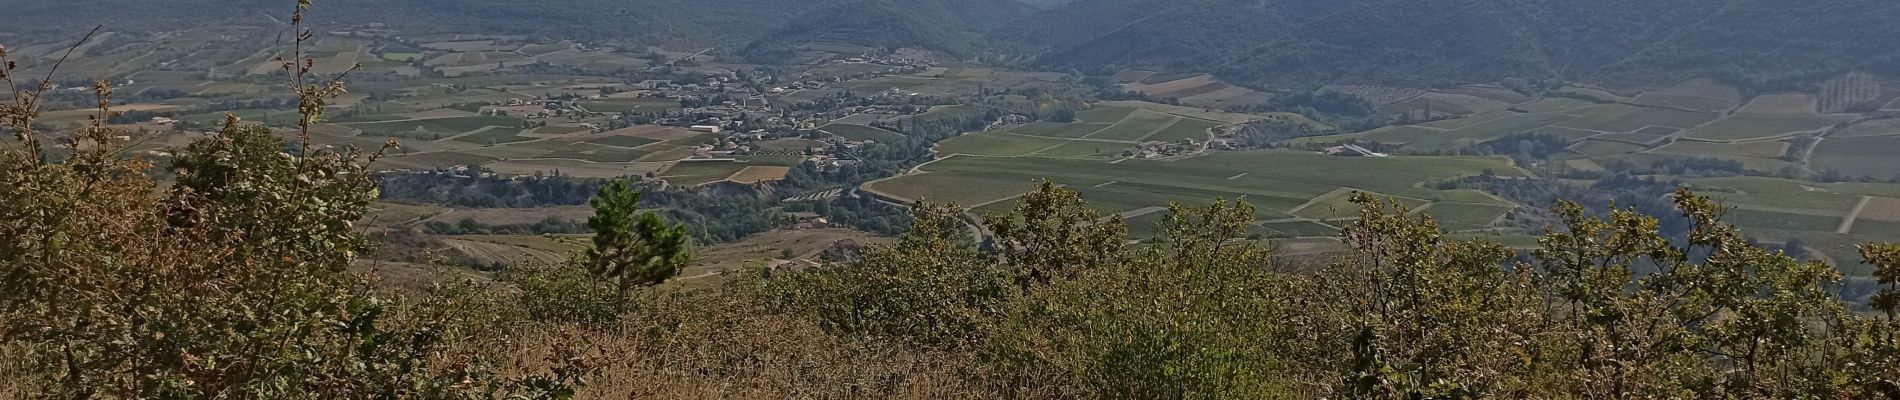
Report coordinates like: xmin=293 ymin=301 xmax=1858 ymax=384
xmin=998 ymin=0 xmax=1900 ymax=89
xmin=739 ymin=0 xmax=1037 ymax=63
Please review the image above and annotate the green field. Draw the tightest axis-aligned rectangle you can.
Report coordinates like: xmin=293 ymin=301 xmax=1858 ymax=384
xmin=578 ymin=98 xmax=678 ymax=113
xmin=1810 ymin=135 xmax=1900 ymax=179
xmin=1035 ymin=141 xmax=1126 ymax=159
xmin=660 ymin=161 xmax=748 ymax=185
xmin=1654 ymin=140 xmax=1789 ymax=159
xmin=1568 ymin=140 xmax=1648 ymax=157
xmin=821 ymin=124 xmax=904 ymax=141
xmin=586 ymin=135 xmax=661 ymax=148
xmin=1401 ymin=112 xmax=1578 ymax=150
xmin=1147 ymin=118 xmax=1220 ymax=143
xmin=1261 ymin=221 xmax=1340 ymax=238
xmin=1423 ymin=202 xmax=1515 ymax=231
xmin=449 ymin=127 xmax=533 ymax=144
xmin=540 ymin=143 xmax=652 ymax=162
xmin=1688 ymin=115 xmax=1845 ymax=141
xmin=873 ymin=150 xmax=1522 ymax=230
xmin=346 ymin=116 xmax=520 ymax=136
xmin=1725 ymin=208 xmax=1847 ymax=233
xmin=1075 ymin=106 xmax=1138 ymax=124
xmin=1515 ymin=97 xmax=1598 ymax=113
xmin=936 ymin=133 xmax=1071 ymax=156
xmin=1012 ymin=122 xmax=1112 ymax=139
xmin=868 ymin=170 xmax=1045 ymax=206
xmin=1084 ymin=110 xmax=1177 ymax=141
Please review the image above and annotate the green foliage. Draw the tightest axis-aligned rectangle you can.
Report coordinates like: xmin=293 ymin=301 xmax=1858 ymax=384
xmin=987 ymin=198 xmax=1290 ymax=398
xmin=766 ymin=203 xmax=1011 ymax=349
xmin=0 ymin=3 xmax=595 ymax=396
xmin=983 ymin=180 xmax=1127 ymax=283
xmin=585 ymin=180 xmax=692 ymax=304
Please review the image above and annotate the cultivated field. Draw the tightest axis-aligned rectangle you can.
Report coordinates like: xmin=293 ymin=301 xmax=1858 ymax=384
xmin=869 ymin=150 xmax=1524 ymax=238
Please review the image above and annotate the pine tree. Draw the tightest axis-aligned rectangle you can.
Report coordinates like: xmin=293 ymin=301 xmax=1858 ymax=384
xmin=585 ymin=180 xmax=692 ymax=307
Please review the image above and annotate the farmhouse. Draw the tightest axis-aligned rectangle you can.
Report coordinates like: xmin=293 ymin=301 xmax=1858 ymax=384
xmin=690 ymin=125 xmax=723 ymax=133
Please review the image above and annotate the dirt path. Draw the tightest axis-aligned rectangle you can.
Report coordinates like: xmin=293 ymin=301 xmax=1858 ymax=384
xmin=1838 ymin=195 xmax=1872 ymax=234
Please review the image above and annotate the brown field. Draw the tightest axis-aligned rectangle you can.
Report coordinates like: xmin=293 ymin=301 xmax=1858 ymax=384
xmin=726 ymin=166 xmax=793 ymax=184
xmin=426 ymin=206 xmax=594 ymax=226
xmin=1856 ymin=197 xmax=1900 ymax=223
xmin=679 ymin=228 xmax=890 ymax=282
xmin=441 ymin=238 xmax=566 ymax=266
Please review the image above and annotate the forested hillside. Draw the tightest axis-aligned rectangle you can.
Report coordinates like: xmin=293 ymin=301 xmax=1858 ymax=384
xmin=740 ymin=0 xmax=1036 ymax=62
xmin=1001 ymin=0 xmax=1900 ymax=89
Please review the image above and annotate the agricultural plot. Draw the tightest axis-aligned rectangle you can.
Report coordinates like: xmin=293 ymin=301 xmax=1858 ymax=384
xmin=1594 ymin=132 xmax=1668 ymax=145
xmin=1653 ymin=140 xmax=1789 ymax=159
xmin=1515 ymin=97 xmax=1598 ymax=113
xmin=1688 ymin=115 xmax=1846 ymax=141
xmin=1737 ymin=94 xmax=1821 ymax=115
xmin=1399 ymin=112 xmax=1578 ymax=151
xmin=1811 ymin=135 xmax=1900 ymax=179
xmin=578 ymin=98 xmax=678 ymax=113
xmin=1293 ymin=190 xmax=1429 ymax=221
xmin=1011 ymin=122 xmax=1112 ymax=139
xmin=1329 ymin=85 xmax=1426 ymax=106
xmin=1294 ymin=126 xmax=1441 ymax=147
xmin=867 ymin=170 xmax=1046 ymax=206
xmin=1099 ymin=100 xmax=1263 ymax=124
xmin=1568 ymin=140 xmax=1648 ymax=157
xmin=1685 ymin=177 xmax=1866 ymax=215
xmin=876 ymin=151 xmax=1521 ymax=228
xmin=820 ymin=123 xmax=904 ymax=141
xmin=1634 ymin=79 xmax=1742 ymax=113
xmin=659 ymin=162 xmax=750 ymax=186
xmin=1379 ymin=92 xmax=1514 ymax=118
xmin=1854 ymin=197 xmax=1900 ymax=224
xmin=1818 ymin=72 xmax=1887 ymax=113
xmin=1557 ymin=104 xmax=1719 ymax=133
xmin=1836 ymin=119 xmax=1900 ymax=138
xmin=936 ymin=133 xmax=1075 ymax=157
xmin=1034 ymin=141 xmax=1125 ymax=159
xmin=1442 ymin=85 xmax=1532 ymax=104
xmin=1146 ymin=118 xmax=1221 ymax=143
xmin=538 ymin=143 xmax=652 ymax=162
xmin=1725 ymin=208 xmax=1848 ymax=233
xmin=380 ymin=151 xmax=499 ymax=170
xmin=727 ymin=166 xmax=792 ymax=184
xmin=345 ymin=116 xmax=520 ymax=137
xmin=1261 ymin=221 xmax=1340 ymax=238
xmin=451 ymin=127 xmax=533 ymax=145
xmin=1423 ymin=202 xmax=1515 ymax=231
xmin=1084 ymin=110 xmax=1178 ymax=141
xmin=585 ymin=135 xmax=661 ymax=147
xmin=1075 ymin=107 xmax=1138 ymax=124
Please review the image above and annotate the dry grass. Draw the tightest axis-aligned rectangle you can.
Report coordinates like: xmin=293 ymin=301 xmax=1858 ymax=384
xmin=446 ymin=284 xmax=1023 ymax=399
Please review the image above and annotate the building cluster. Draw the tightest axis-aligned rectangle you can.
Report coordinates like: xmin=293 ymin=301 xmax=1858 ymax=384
xmin=1121 ymin=139 xmax=1205 ymax=159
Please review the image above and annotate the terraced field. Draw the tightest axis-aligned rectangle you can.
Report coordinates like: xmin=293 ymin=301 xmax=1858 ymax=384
xmin=869 ymin=151 xmax=1523 ymax=238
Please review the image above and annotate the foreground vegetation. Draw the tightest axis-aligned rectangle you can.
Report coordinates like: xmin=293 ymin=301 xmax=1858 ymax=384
xmin=5 ymin=2 xmax=1900 ymax=399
